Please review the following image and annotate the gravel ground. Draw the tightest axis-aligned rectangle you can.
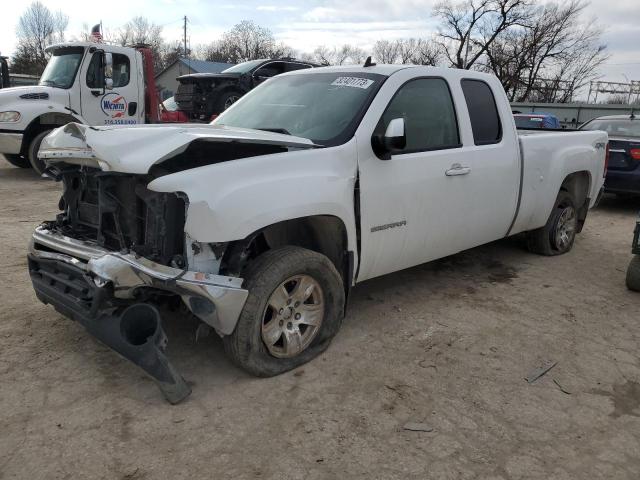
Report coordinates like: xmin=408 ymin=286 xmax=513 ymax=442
xmin=1 ymin=159 xmax=639 ymax=480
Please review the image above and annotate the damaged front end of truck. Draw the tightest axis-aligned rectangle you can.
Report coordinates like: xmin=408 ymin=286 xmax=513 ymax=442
xmin=28 ymin=122 xmax=316 ymax=403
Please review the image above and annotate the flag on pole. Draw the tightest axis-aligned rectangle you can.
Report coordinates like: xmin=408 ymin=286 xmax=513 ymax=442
xmin=90 ymin=24 xmax=103 ymax=43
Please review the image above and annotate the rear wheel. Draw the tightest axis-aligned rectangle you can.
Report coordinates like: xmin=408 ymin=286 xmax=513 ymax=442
xmin=28 ymin=130 xmax=53 ymax=176
xmin=3 ymin=154 xmax=31 ymax=168
xmin=223 ymin=246 xmax=345 ymax=377
xmin=626 ymin=256 xmax=640 ymax=292
xmin=526 ymin=191 xmax=577 ymax=256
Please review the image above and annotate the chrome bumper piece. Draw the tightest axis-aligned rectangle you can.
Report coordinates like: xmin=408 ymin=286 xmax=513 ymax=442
xmin=0 ymin=131 xmax=24 ymax=155
xmin=30 ymin=226 xmax=248 ymax=335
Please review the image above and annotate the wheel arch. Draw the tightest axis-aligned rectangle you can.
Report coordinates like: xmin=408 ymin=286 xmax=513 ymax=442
xmin=20 ymin=112 xmax=81 ymax=156
xmin=221 ymin=215 xmax=354 ymax=301
xmin=559 ymin=170 xmax=591 ymax=232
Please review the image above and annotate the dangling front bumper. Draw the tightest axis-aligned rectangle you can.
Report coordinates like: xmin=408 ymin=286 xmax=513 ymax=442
xmin=28 ymin=225 xmax=249 ymax=403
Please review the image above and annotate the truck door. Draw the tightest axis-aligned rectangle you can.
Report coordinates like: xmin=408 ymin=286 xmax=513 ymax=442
xmin=80 ymin=50 xmax=141 ymax=126
xmin=356 ymin=74 xmax=519 ymax=281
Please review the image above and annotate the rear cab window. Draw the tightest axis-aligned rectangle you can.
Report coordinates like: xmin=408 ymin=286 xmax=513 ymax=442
xmin=461 ymin=79 xmax=502 ymax=145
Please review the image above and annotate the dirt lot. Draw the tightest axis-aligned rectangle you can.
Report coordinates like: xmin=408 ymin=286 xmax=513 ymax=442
xmin=1 ymin=159 xmax=639 ymax=480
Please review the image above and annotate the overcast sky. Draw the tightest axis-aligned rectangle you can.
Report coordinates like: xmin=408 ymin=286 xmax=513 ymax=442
xmin=1 ymin=0 xmax=639 ymax=83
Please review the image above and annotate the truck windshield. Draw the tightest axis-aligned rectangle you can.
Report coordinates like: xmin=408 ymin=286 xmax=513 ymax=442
xmin=212 ymin=72 xmax=385 ymax=146
xmin=39 ymin=47 xmax=84 ymax=89
xmin=581 ymin=118 xmax=640 ymax=138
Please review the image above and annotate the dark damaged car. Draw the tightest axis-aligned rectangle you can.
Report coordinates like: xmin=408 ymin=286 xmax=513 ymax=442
xmin=174 ymin=58 xmax=320 ymax=121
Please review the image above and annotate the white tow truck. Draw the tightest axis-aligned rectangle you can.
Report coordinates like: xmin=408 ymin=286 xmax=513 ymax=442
xmin=0 ymin=41 xmax=162 ymax=174
xmin=27 ymin=64 xmax=608 ymax=402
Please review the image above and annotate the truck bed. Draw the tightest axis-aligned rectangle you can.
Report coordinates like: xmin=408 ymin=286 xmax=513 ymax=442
xmin=511 ymin=129 xmax=607 ymax=235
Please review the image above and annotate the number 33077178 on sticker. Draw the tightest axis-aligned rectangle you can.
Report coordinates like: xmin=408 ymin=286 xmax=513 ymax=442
xmin=331 ymin=77 xmax=374 ymax=89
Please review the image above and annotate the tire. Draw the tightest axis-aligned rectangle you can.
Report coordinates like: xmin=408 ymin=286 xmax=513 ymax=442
xmin=626 ymin=256 xmax=640 ymax=292
xmin=28 ymin=130 xmax=52 ymax=176
xmin=214 ymin=89 xmax=242 ymax=113
xmin=3 ymin=154 xmax=31 ymax=168
xmin=223 ymin=246 xmax=345 ymax=377
xmin=526 ymin=190 xmax=577 ymax=256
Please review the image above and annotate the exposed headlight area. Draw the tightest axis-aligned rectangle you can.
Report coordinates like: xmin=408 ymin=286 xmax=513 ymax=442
xmin=0 ymin=111 xmax=21 ymax=122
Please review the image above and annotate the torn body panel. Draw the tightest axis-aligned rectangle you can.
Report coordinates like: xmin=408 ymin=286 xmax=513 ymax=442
xmin=147 ymin=139 xmax=360 ymax=275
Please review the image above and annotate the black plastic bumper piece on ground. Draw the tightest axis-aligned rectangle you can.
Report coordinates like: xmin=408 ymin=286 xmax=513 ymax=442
xmin=28 ymin=255 xmax=191 ymax=404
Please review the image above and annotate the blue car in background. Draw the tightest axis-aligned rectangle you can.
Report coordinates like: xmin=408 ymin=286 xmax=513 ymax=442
xmin=580 ymin=115 xmax=640 ymax=197
xmin=513 ymin=112 xmax=562 ymax=129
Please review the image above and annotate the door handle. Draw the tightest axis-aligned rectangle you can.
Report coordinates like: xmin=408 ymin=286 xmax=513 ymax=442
xmin=445 ymin=163 xmax=471 ymax=176
xmin=91 ymin=90 xmax=101 ymax=97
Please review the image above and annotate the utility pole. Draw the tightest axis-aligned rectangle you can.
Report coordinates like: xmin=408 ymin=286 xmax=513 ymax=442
xmin=183 ymin=15 xmax=190 ymax=74
xmin=183 ymin=16 xmax=188 ymax=59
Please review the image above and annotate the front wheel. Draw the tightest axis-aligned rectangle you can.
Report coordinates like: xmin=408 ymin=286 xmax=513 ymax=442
xmin=3 ymin=154 xmax=31 ymax=169
xmin=215 ymin=90 xmax=242 ymax=113
xmin=626 ymin=256 xmax=640 ymax=292
xmin=223 ymin=246 xmax=345 ymax=377
xmin=28 ymin=130 xmax=52 ymax=176
xmin=526 ymin=191 xmax=577 ymax=256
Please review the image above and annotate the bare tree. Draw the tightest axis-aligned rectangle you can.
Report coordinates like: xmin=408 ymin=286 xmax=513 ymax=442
xmin=373 ymin=40 xmax=400 ymax=63
xmin=411 ymin=39 xmax=443 ymax=66
xmin=12 ymin=1 xmax=68 ymax=74
xmin=117 ymin=16 xmax=163 ymax=48
xmin=372 ymin=38 xmax=442 ymax=66
xmin=434 ymin=0 xmax=532 ymax=69
xmin=116 ymin=17 xmax=164 ymax=73
xmin=483 ymin=0 xmax=608 ymax=102
xmin=215 ymin=21 xmax=287 ymax=63
xmin=311 ymin=44 xmax=367 ymax=65
xmin=196 ymin=23 xmax=293 ymax=64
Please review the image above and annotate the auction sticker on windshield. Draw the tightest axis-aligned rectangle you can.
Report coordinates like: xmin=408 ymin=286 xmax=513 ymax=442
xmin=331 ymin=77 xmax=374 ymax=89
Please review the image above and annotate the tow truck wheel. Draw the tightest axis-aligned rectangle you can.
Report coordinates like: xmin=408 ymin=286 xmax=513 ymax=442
xmin=626 ymin=256 xmax=640 ymax=292
xmin=223 ymin=246 xmax=345 ymax=377
xmin=526 ymin=190 xmax=577 ymax=256
xmin=28 ymin=130 xmax=53 ymax=176
xmin=3 ymin=154 xmax=31 ymax=168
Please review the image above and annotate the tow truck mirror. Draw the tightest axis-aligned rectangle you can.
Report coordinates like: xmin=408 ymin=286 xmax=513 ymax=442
xmin=383 ymin=118 xmax=406 ymax=153
xmin=104 ymin=52 xmax=113 ymax=76
xmin=104 ymin=52 xmax=113 ymax=90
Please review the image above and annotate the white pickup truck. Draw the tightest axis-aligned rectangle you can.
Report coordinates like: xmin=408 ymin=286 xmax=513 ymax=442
xmin=28 ymin=64 xmax=608 ymax=402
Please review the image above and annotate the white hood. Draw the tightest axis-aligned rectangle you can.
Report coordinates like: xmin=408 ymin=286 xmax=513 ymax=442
xmin=0 ymin=85 xmax=69 ymax=106
xmin=39 ymin=122 xmax=317 ymax=174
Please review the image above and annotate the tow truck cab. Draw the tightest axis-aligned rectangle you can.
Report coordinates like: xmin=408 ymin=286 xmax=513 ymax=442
xmin=0 ymin=42 xmax=160 ymax=172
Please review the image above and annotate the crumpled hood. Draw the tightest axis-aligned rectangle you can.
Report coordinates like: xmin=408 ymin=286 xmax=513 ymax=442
xmin=39 ymin=122 xmax=317 ymax=174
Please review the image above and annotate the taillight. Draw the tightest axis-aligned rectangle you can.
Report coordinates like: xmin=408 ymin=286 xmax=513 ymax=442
xmin=604 ymin=143 xmax=610 ymax=177
xmin=630 ymin=148 xmax=640 ymax=161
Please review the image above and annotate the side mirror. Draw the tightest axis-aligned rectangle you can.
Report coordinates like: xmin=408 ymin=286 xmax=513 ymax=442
xmin=383 ymin=118 xmax=406 ymax=152
xmin=104 ymin=52 xmax=113 ymax=79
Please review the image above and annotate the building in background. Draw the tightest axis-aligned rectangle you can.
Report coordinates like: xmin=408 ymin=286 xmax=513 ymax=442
xmin=155 ymin=58 xmax=234 ymax=100
xmin=10 ymin=73 xmax=39 ymax=87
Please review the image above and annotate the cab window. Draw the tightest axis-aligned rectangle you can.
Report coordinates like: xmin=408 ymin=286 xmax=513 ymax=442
xmin=254 ymin=62 xmax=286 ymax=79
xmin=86 ymin=53 xmax=131 ymax=89
xmin=376 ymin=77 xmax=460 ymax=154
xmin=286 ymin=62 xmax=313 ymax=72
